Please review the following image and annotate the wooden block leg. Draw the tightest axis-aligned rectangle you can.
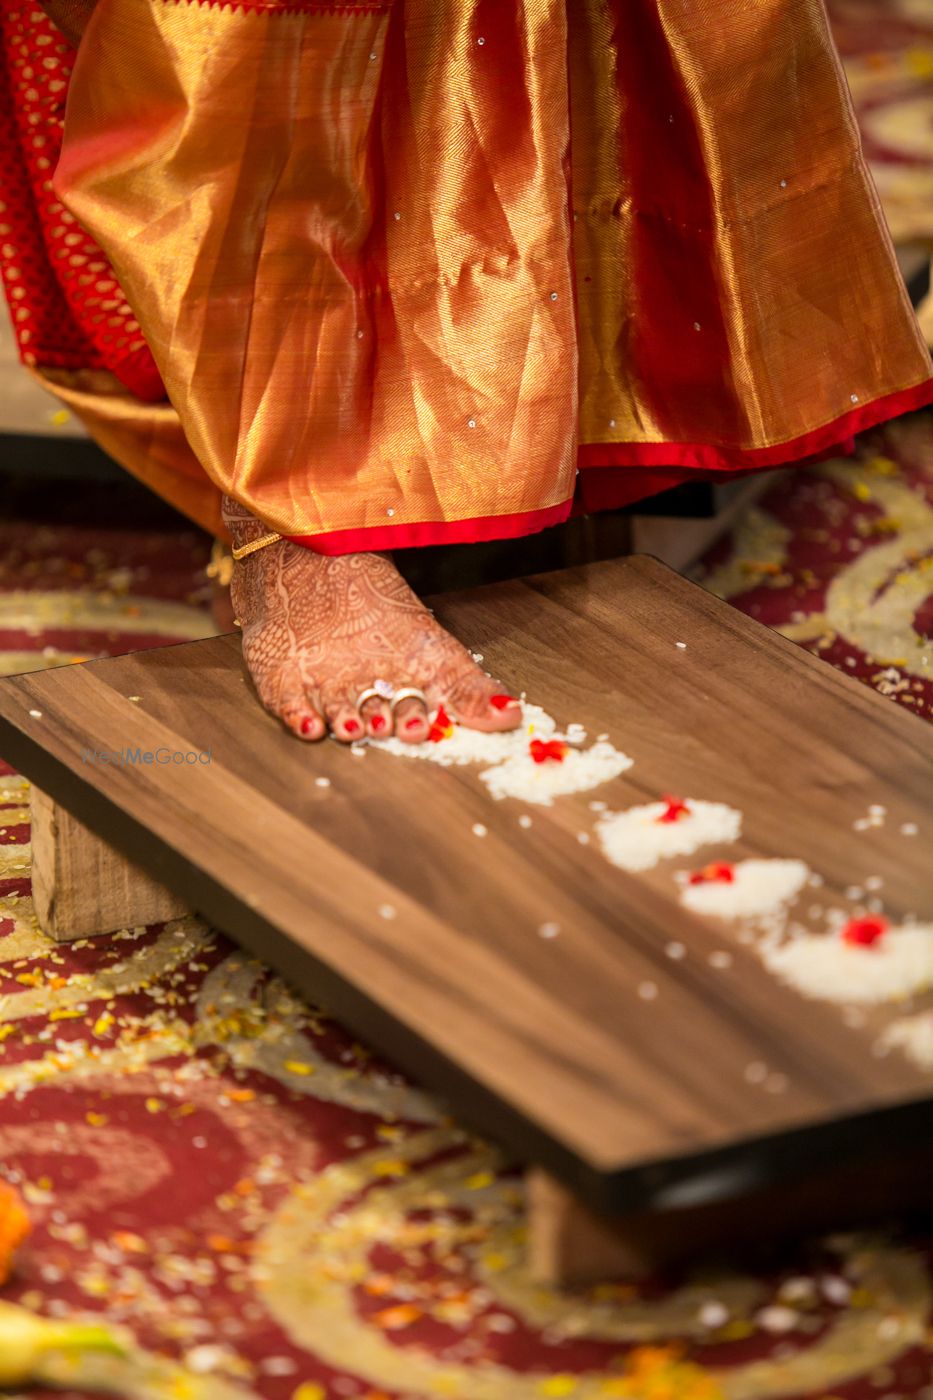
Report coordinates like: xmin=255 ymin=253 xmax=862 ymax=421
xmin=525 ymin=1170 xmax=704 ymax=1285
xmin=528 ymin=1148 xmax=933 ymax=1286
xmin=29 ymin=786 xmax=189 ymax=941
xmin=525 ymin=1171 xmax=818 ymax=1284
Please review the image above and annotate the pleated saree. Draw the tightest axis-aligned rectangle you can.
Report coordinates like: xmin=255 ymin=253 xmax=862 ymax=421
xmin=2 ymin=0 xmax=932 ymax=549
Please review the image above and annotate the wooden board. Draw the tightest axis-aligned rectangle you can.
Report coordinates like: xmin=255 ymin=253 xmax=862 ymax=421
xmin=0 ymin=555 xmax=931 ymax=1216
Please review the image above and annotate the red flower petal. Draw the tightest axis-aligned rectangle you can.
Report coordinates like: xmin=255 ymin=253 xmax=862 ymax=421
xmin=428 ymin=704 xmax=455 ymax=743
xmin=688 ymin=862 xmax=735 ymax=886
xmin=657 ymin=795 xmax=691 ymax=824
xmin=841 ymin=914 xmax=889 ymax=948
xmin=529 ymin=738 xmax=568 ymax=764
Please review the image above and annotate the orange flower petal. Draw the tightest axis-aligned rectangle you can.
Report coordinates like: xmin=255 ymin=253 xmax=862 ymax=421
xmin=373 ymin=1303 xmax=423 ymax=1330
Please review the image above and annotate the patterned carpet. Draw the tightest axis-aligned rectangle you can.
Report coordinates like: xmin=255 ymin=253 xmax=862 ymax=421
xmin=2 ymin=4 xmax=933 ymax=1397
xmin=0 ymin=433 xmax=932 ymax=1400
xmin=695 ymin=414 xmax=933 ymax=720
xmin=833 ymin=0 xmax=933 ymax=245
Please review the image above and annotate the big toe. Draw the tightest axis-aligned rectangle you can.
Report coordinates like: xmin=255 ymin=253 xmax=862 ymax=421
xmin=438 ymin=671 xmax=523 ymax=733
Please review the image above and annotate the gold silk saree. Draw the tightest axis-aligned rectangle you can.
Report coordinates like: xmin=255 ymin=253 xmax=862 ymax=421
xmin=6 ymin=0 xmax=932 ymax=550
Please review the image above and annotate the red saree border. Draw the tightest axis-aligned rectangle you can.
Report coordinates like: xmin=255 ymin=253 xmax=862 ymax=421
xmin=284 ymin=376 xmax=933 ymax=555
xmin=286 ymin=500 xmax=574 ymax=556
xmin=577 ymin=377 xmax=933 ymax=472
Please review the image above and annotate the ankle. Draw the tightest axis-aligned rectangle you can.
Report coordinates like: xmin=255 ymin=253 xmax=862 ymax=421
xmin=222 ymin=494 xmax=279 ymax=554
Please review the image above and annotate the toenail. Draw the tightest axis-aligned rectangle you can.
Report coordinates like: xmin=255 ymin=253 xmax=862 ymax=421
xmin=300 ymin=716 xmax=317 ymax=735
xmin=344 ymin=718 xmax=361 ymax=734
xmin=490 ymin=694 xmax=520 ymax=710
xmin=405 ymin=716 xmax=424 ymax=730
xmin=370 ymin=714 xmax=386 ymax=731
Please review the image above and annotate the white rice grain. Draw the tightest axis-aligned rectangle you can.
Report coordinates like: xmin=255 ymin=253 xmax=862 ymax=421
xmin=480 ymin=740 xmax=633 ymax=806
xmin=762 ymin=923 xmax=933 ymax=1004
xmin=374 ymin=703 xmax=557 ymax=767
xmin=596 ymin=799 xmax=742 ymax=873
xmin=680 ymin=858 xmax=809 ymax=919
xmin=879 ymin=1012 xmax=933 ymax=1070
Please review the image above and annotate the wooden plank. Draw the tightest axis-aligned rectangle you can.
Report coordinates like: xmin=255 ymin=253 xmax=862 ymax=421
xmin=0 ymin=555 xmax=930 ymax=1216
xmin=30 ymin=785 xmax=189 ymax=940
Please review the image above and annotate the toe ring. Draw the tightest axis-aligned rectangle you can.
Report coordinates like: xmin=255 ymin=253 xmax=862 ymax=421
xmin=357 ymin=678 xmax=397 ymax=710
xmin=356 ymin=686 xmax=389 ymax=710
xmin=389 ymin=687 xmax=428 ymax=712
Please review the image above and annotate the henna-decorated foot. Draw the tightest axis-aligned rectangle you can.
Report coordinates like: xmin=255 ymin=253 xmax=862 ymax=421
xmin=223 ymin=497 xmax=523 ymax=744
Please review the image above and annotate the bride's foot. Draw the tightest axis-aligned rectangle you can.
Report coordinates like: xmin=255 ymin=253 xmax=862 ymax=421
xmin=223 ymin=497 xmax=523 ymax=744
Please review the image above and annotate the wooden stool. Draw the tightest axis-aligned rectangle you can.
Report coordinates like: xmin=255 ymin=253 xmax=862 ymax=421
xmin=3 ymin=556 xmax=932 ymax=1283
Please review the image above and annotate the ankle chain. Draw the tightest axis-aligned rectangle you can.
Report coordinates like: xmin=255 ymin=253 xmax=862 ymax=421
xmin=230 ymin=531 xmax=283 ymax=561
